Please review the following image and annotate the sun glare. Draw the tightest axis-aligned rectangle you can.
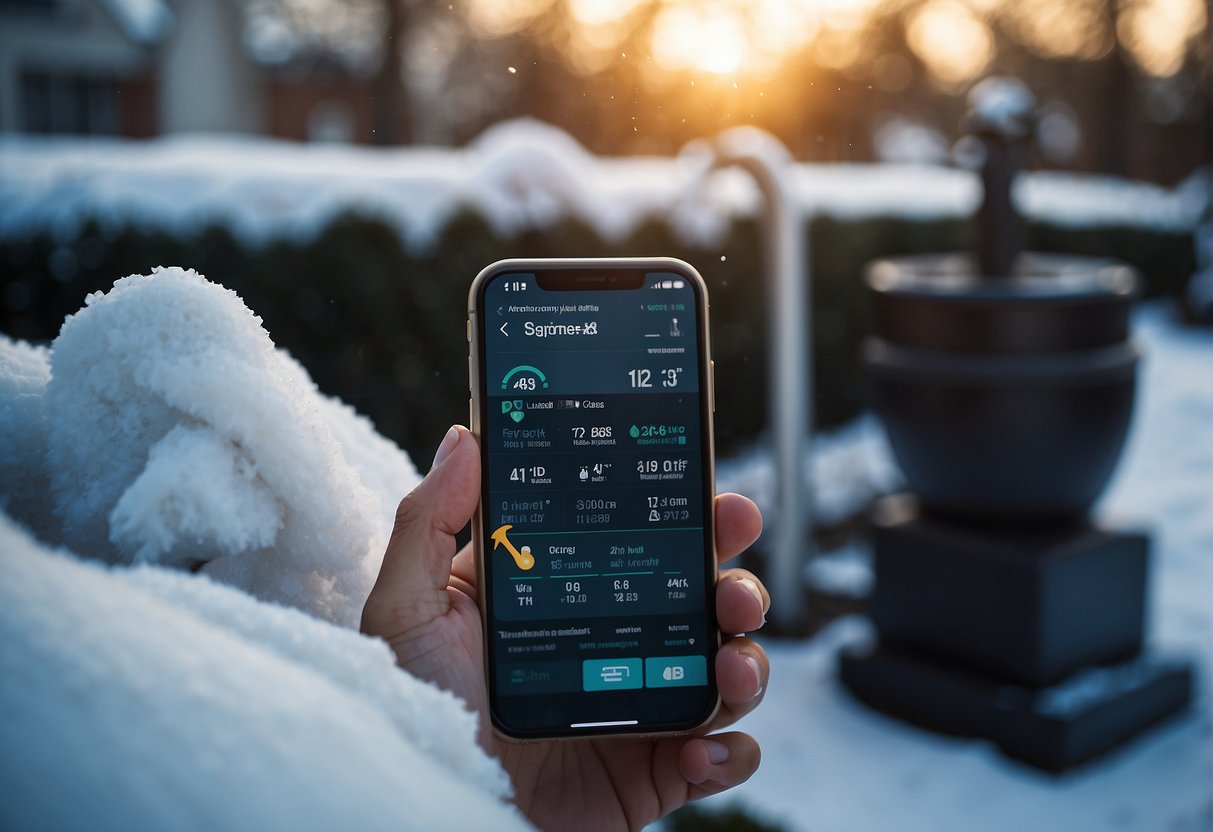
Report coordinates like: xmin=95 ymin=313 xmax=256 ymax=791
xmin=1119 ymin=0 xmax=1207 ymax=76
xmin=1001 ymin=0 xmax=1113 ymax=61
xmin=907 ymin=0 xmax=994 ymax=87
xmin=464 ymin=0 xmax=552 ymax=38
xmin=569 ymin=0 xmax=647 ymax=27
xmin=651 ymin=6 xmax=747 ymax=76
xmin=643 ymin=0 xmax=895 ymax=78
xmin=476 ymin=0 xmax=1201 ymax=82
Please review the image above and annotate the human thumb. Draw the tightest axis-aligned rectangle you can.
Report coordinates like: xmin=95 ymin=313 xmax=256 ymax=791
xmin=362 ymin=425 xmax=480 ymax=638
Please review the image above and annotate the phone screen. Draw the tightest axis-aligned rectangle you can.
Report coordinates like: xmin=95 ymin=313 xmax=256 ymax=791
xmin=471 ymin=260 xmax=717 ymax=738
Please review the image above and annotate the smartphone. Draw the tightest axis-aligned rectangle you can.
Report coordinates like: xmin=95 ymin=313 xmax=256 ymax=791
xmin=468 ymin=258 xmax=718 ymax=740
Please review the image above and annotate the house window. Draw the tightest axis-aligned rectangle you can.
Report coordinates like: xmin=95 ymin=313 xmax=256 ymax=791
xmin=20 ymin=70 xmax=121 ymax=135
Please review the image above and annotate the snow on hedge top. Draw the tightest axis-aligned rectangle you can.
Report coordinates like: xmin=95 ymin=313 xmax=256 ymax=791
xmin=0 ymin=516 xmax=524 ymax=831
xmin=0 ymin=120 xmax=1202 ymax=253
xmin=1 ymin=266 xmax=420 ymax=628
xmin=965 ymin=76 xmax=1036 ymax=138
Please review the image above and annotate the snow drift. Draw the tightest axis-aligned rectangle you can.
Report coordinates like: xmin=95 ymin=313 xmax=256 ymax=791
xmin=0 ymin=267 xmax=528 ymax=830
xmin=0 ymin=266 xmax=421 ymax=627
xmin=0 ymin=516 xmax=523 ymax=831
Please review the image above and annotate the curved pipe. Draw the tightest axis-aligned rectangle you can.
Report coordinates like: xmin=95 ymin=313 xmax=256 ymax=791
xmin=708 ymin=129 xmax=814 ymax=633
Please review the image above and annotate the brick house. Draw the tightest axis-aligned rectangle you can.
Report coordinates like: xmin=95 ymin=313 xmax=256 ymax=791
xmin=0 ymin=0 xmax=378 ymax=142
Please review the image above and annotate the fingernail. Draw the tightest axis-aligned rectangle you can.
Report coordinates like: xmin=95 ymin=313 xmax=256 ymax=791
xmin=743 ymin=654 xmax=763 ymax=699
xmin=431 ymin=426 xmax=460 ymax=468
xmin=704 ymin=740 xmax=730 ymax=765
xmin=738 ymin=576 xmax=760 ymax=597
xmin=738 ymin=576 xmax=766 ymax=623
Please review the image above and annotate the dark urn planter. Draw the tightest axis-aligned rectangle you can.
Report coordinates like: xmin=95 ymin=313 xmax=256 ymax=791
xmin=841 ymin=249 xmax=1194 ymax=770
xmin=865 ymin=252 xmax=1139 ymax=524
xmin=839 ymin=77 xmax=1192 ymax=772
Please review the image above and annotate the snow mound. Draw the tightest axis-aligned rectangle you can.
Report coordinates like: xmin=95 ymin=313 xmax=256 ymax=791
xmin=468 ymin=118 xmax=601 ymax=237
xmin=1 ymin=267 xmax=420 ymax=627
xmin=0 ymin=516 xmax=523 ymax=832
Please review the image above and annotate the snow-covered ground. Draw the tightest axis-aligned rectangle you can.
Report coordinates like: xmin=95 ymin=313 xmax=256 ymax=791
xmin=2 ymin=125 xmax=1203 ymax=829
xmin=707 ymin=304 xmax=1213 ymax=832
xmin=0 ymin=120 xmax=1203 ymax=254
xmin=0 ymin=516 xmax=526 ymax=832
xmin=1 ymin=270 xmax=1207 ymax=829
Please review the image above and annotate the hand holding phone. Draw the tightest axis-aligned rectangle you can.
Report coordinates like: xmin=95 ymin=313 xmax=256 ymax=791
xmin=361 ymin=258 xmax=770 ymax=830
xmin=362 ymin=428 xmax=768 ymax=830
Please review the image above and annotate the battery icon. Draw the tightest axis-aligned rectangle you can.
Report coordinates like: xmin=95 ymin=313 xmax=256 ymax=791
xmin=673 ymin=280 xmax=685 ymax=288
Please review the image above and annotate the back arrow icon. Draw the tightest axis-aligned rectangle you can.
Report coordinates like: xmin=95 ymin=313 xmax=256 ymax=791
xmin=491 ymin=524 xmax=534 ymax=570
xmin=500 ymin=322 xmax=509 ymax=336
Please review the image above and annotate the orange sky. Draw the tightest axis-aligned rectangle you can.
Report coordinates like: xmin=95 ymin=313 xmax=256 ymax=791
xmin=462 ymin=0 xmax=1206 ymax=84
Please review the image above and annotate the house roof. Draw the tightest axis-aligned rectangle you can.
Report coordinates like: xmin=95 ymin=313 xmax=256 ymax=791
xmin=98 ymin=0 xmax=173 ymax=44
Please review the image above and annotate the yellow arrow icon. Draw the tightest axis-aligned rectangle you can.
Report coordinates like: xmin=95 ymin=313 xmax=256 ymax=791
xmin=491 ymin=524 xmax=535 ymax=570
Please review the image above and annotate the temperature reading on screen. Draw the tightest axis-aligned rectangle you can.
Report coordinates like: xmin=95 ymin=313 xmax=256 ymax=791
xmin=627 ymin=367 xmax=682 ymax=389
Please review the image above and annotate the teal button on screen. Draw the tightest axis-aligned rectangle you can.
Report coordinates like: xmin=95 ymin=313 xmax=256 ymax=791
xmin=583 ymin=659 xmax=643 ymax=691
xmin=645 ymin=655 xmax=708 ymax=688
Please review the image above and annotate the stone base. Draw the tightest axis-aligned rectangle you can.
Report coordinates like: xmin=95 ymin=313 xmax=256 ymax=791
xmin=839 ymin=644 xmax=1193 ymax=772
xmin=871 ymin=495 xmax=1147 ymax=686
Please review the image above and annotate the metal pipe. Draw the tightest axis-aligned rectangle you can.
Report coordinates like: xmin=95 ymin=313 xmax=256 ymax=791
xmin=709 ymin=130 xmax=814 ymax=633
xmin=963 ymin=77 xmax=1037 ymax=279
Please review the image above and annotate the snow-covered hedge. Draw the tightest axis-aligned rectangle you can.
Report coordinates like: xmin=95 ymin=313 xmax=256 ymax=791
xmin=1 ymin=121 xmax=1204 ymax=466
xmin=0 ymin=120 xmax=1203 ymax=247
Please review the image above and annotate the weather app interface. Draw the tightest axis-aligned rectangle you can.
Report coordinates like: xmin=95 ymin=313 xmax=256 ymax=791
xmin=481 ymin=271 xmax=712 ymax=730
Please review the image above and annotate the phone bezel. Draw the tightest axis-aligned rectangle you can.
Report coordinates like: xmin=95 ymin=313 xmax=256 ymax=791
xmin=468 ymin=257 xmax=720 ymax=742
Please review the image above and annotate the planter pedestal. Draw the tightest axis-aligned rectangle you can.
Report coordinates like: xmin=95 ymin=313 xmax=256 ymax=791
xmin=839 ymin=496 xmax=1193 ymax=770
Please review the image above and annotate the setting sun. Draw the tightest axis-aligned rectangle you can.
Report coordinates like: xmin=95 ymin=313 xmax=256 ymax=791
xmin=650 ymin=6 xmax=747 ymax=75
